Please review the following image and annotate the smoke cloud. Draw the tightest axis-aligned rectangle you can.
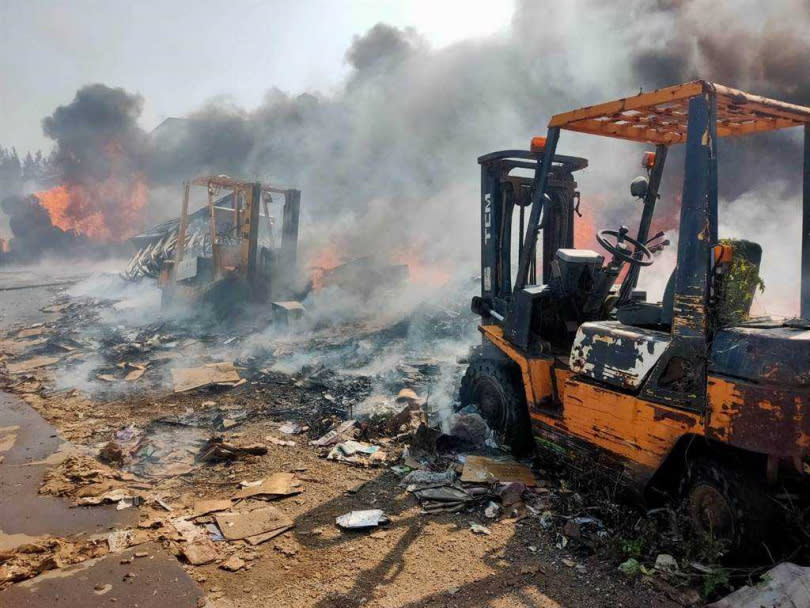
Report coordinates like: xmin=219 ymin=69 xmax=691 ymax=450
xmin=5 ymin=0 xmax=810 ymax=311
xmin=42 ymin=84 xmax=147 ymax=185
xmin=0 ymin=195 xmax=81 ymax=260
xmin=29 ymin=85 xmax=150 ymax=244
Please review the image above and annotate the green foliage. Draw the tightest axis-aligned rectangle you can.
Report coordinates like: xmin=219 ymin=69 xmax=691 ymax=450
xmin=618 ymin=558 xmax=641 ymax=578
xmin=620 ymin=536 xmax=645 ymax=559
xmin=702 ymin=568 xmax=731 ymax=598
xmin=715 ymin=239 xmax=765 ymax=327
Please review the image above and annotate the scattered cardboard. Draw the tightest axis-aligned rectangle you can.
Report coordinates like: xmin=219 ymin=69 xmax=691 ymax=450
xmin=107 ymin=530 xmax=132 ymax=553
xmin=460 ymin=455 xmax=537 ymax=486
xmin=214 ymin=506 xmax=293 ymax=541
xmin=0 ymin=338 xmax=47 ymax=356
xmin=41 ymin=303 xmax=71 ymax=313
xmin=327 ymin=440 xmax=386 ymax=466
xmin=245 ymin=527 xmax=292 ymax=546
xmin=278 ymin=422 xmax=304 ymax=435
xmin=78 ymin=488 xmax=143 ymax=507
xmin=6 ymin=355 xmax=61 ymax=374
xmin=233 ymin=473 xmax=301 ymax=500
xmin=16 ymin=326 xmax=49 ymax=339
xmin=220 ymin=555 xmax=245 ymax=571
xmin=172 ymin=518 xmax=205 ymax=542
xmin=310 ymin=419 xmax=356 ymax=447
xmin=125 ymin=367 xmax=146 ymax=382
xmin=191 ymin=499 xmax=233 ymax=518
xmin=197 ymin=439 xmax=267 ymax=462
xmin=171 ymin=362 xmax=241 ymax=393
xmin=181 ymin=537 xmax=219 ymax=565
xmin=0 ymin=426 xmax=19 ymax=453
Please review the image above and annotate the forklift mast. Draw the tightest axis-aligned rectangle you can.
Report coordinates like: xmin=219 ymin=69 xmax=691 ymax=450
xmin=475 ymin=149 xmax=587 ymax=325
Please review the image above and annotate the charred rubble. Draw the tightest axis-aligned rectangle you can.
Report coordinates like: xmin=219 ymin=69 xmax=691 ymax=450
xmin=0 ymin=274 xmax=801 ymax=605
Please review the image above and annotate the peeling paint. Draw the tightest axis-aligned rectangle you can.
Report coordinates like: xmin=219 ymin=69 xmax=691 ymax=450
xmin=571 ymin=321 xmax=669 ymax=390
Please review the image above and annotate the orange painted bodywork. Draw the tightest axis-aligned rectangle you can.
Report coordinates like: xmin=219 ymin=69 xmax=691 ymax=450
xmin=706 ymin=376 xmax=810 ymax=457
xmin=480 ymin=324 xmax=809 ymax=482
xmin=548 ymin=80 xmax=810 ymax=145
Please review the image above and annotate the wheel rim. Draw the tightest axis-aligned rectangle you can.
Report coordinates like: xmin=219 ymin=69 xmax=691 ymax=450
xmin=474 ymin=378 xmax=509 ymax=433
xmin=688 ymin=482 xmax=735 ymax=540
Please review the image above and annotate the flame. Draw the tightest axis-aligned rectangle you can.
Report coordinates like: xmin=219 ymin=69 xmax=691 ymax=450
xmin=575 ymin=193 xmax=679 ymax=252
xmin=306 ymin=242 xmax=451 ymax=290
xmin=392 ymin=248 xmax=451 ymax=287
xmin=34 ymin=175 xmax=148 ymax=242
xmin=574 ymin=201 xmax=599 ymax=250
xmin=307 ymin=244 xmax=344 ymax=289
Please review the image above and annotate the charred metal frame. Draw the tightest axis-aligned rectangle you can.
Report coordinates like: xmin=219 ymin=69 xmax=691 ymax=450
xmin=165 ymin=176 xmax=302 ymax=305
xmin=513 ymin=82 xmax=810 ymax=411
xmin=514 ymin=128 xmax=560 ymax=292
xmin=802 ymin=124 xmax=810 ymax=319
xmin=281 ymin=188 xmax=301 ymax=274
xmin=477 ymin=149 xmax=587 ymax=321
xmin=176 ymin=181 xmax=191 ymax=263
xmin=641 ymin=93 xmax=716 ymax=410
xmin=617 ymin=144 xmax=668 ymax=305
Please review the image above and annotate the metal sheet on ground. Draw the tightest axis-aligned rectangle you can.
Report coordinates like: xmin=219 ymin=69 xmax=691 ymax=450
xmin=0 ymin=542 xmax=205 ymax=607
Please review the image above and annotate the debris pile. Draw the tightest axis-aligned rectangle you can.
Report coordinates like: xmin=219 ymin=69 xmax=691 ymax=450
xmin=0 ymin=277 xmax=767 ymax=605
xmin=122 ymin=204 xmax=237 ymax=281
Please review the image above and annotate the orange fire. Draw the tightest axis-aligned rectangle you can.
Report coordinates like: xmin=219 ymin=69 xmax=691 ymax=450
xmin=574 ymin=200 xmax=599 ymax=250
xmin=34 ymin=176 xmax=148 ymax=242
xmin=307 ymin=244 xmax=344 ymax=289
xmin=306 ymin=242 xmax=452 ymax=291
xmin=392 ymin=248 xmax=451 ymax=288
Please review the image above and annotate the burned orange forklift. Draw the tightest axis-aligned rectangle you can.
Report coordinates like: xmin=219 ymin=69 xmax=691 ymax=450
xmin=160 ymin=175 xmax=301 ymax=316
xmin=461 ymin=81 xmax=810 ymax=545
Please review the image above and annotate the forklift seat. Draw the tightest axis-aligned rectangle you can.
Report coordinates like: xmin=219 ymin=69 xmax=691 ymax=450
xmin=615 ymin=239 xmax=761 ymax=329
xmin=615 ymin=271 xmax=675 ymax=328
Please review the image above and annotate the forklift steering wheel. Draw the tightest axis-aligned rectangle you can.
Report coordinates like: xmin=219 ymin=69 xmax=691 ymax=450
xmin=596 ymin=229 xmax=654 ymax=267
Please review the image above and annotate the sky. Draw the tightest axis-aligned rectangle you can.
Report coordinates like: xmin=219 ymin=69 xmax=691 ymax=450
xmin=0 ymin=0 xmax=515 ymax=153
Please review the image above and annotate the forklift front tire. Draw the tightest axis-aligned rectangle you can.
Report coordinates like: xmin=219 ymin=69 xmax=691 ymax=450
xmin=459 ymin=358 xmax=534 ymax=457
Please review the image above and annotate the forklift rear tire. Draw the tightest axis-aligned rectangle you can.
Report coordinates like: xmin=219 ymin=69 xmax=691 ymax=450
xmin=459 ymin=357 xmax=534 ymax=457
xmin=680 ymin=458 xmax=773 ymax=551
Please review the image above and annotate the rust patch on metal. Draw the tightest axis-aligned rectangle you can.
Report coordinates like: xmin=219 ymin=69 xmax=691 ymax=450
xmin=707 ymin=377 xmax=810 ymax=456
xmin=652 ymin=405 xmax=698 ymax=427
xmin=672 ymin=294 xmax=706 ymax=333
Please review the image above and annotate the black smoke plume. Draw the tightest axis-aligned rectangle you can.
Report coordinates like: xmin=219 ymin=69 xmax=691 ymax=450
xmin=42 ymin=84 xmax=147 ymax=185
xmin=1 ymin=195 xmax=84 ymax=261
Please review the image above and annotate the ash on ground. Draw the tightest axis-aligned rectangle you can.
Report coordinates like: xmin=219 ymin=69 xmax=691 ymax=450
xmin=0 ymin=271 xmax=764 ymax=607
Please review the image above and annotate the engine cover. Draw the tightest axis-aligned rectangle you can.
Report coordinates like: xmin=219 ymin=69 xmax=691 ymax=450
xmin=570 ymin=321 xmax=670 ymax=390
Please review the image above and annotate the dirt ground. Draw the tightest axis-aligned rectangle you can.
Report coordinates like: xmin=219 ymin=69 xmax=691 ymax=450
xmin=0 ymin=272 xmax=693 ymax=607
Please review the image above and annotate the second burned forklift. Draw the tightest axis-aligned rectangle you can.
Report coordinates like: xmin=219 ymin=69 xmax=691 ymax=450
xmin=461 ymin=81 xmax=810 ymax=547
xmin=160 ymin=175 xmax=302 ymax=317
